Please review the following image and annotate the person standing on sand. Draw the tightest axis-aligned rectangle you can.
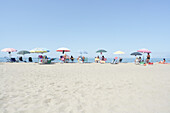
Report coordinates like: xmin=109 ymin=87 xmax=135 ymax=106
xmin=146 ymin=53 xmax=150 ymax=63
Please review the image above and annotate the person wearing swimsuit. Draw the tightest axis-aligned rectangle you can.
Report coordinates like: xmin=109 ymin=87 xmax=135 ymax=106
xmin=146 ymin=53 xmax=150 ymax=63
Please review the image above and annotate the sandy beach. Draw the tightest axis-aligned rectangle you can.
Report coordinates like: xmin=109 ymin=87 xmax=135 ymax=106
xmin=0 ymin=63 xmax=170 ymax=113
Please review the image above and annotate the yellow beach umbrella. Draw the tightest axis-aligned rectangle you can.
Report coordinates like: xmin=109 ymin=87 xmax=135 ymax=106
xmin=114 ymin=51 xmax=125 ymax=63
xmin=30 ymin=48 xmax=50 ymax=54
xmin=30 ymin=48 xmax=50 ymax=62
xmin=114 ymin=51 xmax=125 ymax=54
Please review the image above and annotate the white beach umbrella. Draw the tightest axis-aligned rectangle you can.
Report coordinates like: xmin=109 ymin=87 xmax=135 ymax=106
xmin=1 ymin=48 xmax=17 ymax=58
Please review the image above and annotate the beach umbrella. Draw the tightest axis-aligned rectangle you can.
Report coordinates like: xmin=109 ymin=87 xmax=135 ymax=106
xmin=80 ymin=51 xmax=88 ymax=54
xmin=114 ymin=51 xmax=125 ymax=55
xmin=137 ymin=49 xmax=151 ymax=53
xmin=130 ymin=52 xmax=142 ymax=56
xmin=30 ymin=48 xmax=50 ymax=54
xmin=56 ymin=47 xmax=70 ymax=54
xmin=79 ymin=51 xmax=88 ymax=58
xmin=17 ymin=50 xmax=30 ymax=61
xmin=30 ymin=48 xmax=50 ymax=62
xmin=114 ymin=51 xmax=125 ymax=61
xmin=137 ymin=49 xmax=151 ymax=61
xmin=17 ymin=50 xmax=30 ymax=55
xmin=96 ymin=49 xmax=107 ymax=55
xmin=1 ymin=48 xmax=17 ymax=58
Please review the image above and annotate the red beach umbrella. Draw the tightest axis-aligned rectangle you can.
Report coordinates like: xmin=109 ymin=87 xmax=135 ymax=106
xmin=56 ymin=47 xmax=70 ymax=54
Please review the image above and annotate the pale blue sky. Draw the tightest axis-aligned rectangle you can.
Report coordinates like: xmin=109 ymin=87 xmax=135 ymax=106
xmin=0 ymin=0 xmax=170 ymax=58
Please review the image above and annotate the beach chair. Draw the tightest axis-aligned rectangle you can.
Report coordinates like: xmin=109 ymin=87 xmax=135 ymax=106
xmin=70 ymin=58 xmax=74 ymax=62
xmin=100 ymin=58 xmax=107 ymax=64
xmin=19 ymin=57 xmax=23 ymax=61
xmin=10 ymin=58 xmax=16 ymax=62
xmin=4 ymin=57 xmax=10 ymax=62
xmin=29 ymin=57 xmax=33 ymax=62
xmin=84 ymin=57 xmax=88 ymax=63
xmin=65 ymin=58 xmax=69 ymax=63
xmin=78 ymin=57 xmax=82 ymax=63
xmin=111 ymin=59 xmax=118 ymax=64
xmin=100 ymin=60 xmax=105 ymax=64
xmin=39 ymin=58 xmax=51 ymax=64
xmin=19 ymin=57 xmax=26 ymax=62
xmin=51 ymin=58 xmax=56 ymax=61
xmin=119 ymin=58 xmax=123 ymax=63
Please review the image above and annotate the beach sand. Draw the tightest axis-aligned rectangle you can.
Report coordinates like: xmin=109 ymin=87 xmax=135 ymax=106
xmin=0 ymin=63 xmax=170 ymax=113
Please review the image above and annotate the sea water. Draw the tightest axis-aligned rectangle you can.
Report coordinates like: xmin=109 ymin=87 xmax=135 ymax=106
xmin=0 ymin=57 xmax=170 ymax=63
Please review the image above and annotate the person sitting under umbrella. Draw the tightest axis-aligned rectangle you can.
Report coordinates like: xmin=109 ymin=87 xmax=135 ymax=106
xmin=19 ymin=56 xmax=23 ymax=61
xmin=139 ymin=57 xmax=142 ymax=63
xmin=135 ymin=57 xmax=140 ymax=65
xmin=70 ymin=56 xmax=74 ymax=62
xmin=119 ymin=57 xmax=123 ymax=63
xmin=95 ymin=56 xmax=100 ymax=63
xmin=82 ymin=56 xmax=85 ymax=63
xmin=64 ymin=55 xmax=70 ymax=63
xmin=60 ymin=56 xmax=65 ymax=63
xmin=29 ymin=57 xmax=33 ymax=62
xmin=100 ymin=56 xmax=107 ymax=64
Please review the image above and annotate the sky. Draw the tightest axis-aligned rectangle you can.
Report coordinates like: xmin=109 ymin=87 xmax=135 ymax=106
xmin=0 ymin=0 xmax=170 ymax=58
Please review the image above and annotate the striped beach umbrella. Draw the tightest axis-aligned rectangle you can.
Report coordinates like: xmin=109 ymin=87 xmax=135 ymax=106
xmin=56 ymin=47 xmax=70 ymax=54
xmin=30 ymin=48 xmax=50 ymax=54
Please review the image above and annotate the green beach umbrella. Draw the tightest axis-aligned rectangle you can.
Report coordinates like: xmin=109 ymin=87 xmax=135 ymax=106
xmin=17 ymin=50 xmax=30 ymax=55
xmin=96 ymin=49 xmax=107 ymax=55
xmin=17 ymin=50 xmax=30 ymax=61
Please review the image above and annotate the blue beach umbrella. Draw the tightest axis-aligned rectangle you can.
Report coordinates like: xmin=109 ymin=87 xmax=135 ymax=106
xmin=80 ymin=51 xmax=88 ymax=55
xmin=130 ymin=52 xmax=142 ymax=56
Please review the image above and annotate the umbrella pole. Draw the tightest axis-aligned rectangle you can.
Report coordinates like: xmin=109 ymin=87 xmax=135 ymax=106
xmin=38 ymin=54 xmax=39 ymax=63
xmin=9 ymin=52 xmax=11 ymax=59
xmin=143 ymin=52 xmax=145 ymax=62
xmin=23 ymin=54 xmax=25 ymax=62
